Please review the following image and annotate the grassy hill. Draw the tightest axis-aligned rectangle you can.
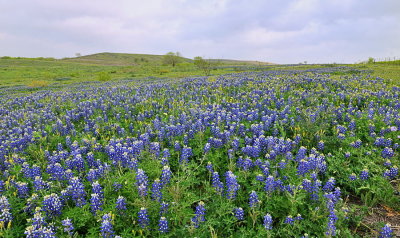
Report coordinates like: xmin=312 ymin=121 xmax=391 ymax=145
xmin=3 ymin=52 xmax=398 ymax=90
xmin=0 ymin=53 xmax=277 ymax=87
xmin=62 ymin=52 xmax=193 ymax=66
xmin=63 ymin=52 xmax=274 ymax=66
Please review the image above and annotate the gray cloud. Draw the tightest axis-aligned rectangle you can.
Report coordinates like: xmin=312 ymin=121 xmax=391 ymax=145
xmin=0 ymin=0 xmax=399 ymax=63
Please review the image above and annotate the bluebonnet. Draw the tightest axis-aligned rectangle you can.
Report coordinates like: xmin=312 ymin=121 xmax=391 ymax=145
xmin=337 ymin=125 xmax=347 ymax=134
xmin=256 ymin=174 xmax=264 ymax=182
xmin=296 ymin=146 xmax=307 ymax=161
xmin=349 ymin=120 xmax=356 ymax=130
xmin=249 ymin=191 xmax=260 ymax=208
xmin=204 ymin=143 xmax=211 ymax=154
xmin=160 ymin=202 xmax=169 ymax=216
xmin=32 ymin=164 xmax=43 ymax=178
xmin=348 ymin=173 xmax=357 ymax=181
xmin=113 ymin=182 xmax=122 ymax=192
xmin=350 ymin=139 xmax=362 ymax=148
xmin=90 ymin=193 xmax=103 ymax=215
xmin=284 ymin=216 xmax=294 ymax=225
xmin=62 ymin=218 xmax=74 ymax=236
xmin=295 ymin=214 xmax=303 ymax=221
xmin=324 ymin=192 xmax=340 ymax=236
xmin=0 ymin=196 xmax=12 ymax=226
xmin=42 ymin=193 xmax=63 ymax=217
xmin=323 ymin=177 xmax=336 ymax=192
xmin=100 ymin=213 xmax=114 ymax=238
xmin=24 ymin=207 xmax=56 ymax=238
xmin=24 ymin=193 xmax=40 ymax=215
xmin=151 ymin=179 xmax=163 ymax=202
xmin=383 ymin=166 xmax=398 ymax=180
xmin=180 ymin=146 xmax=193 ymax=164
xmin=92 ymin=181 xmax=104 ymax=199
xmin=236 ymin=157 xmax=254 ymax=171
xmin=382 ymin=147 xmax=394 ymax=159
xmin=297 ymin=159 xmax=309 ymax=176
xmin=150 ymin=142 xmax=161 ymax=157
xmin=46 ymin=163 xmax=65 ymax=181
xmin=206 ymin=162 xmax=214 ymax=173
xmin=162 ymin=148 xmax=171 ymax=158
xmin=317 ymin=140 xmax=324 ymax=151
xmin=263 ymin=213 xmax=273 ymax=230
xmin=67 ymin=177 xmax=87 ymax=207
xmin=160 ymin=166 xmax=172 ymax=186
xmin=379 ymin=224 xmax=393 ymax=238
xmin=136 ymin=169 xmax=148 ymax=197
xmin=15 ymin=182 xmax=30 ymax=198
xmin=138 ymin=207 xmax=150 ymax=228
xmin=360 ymin=169 xmax=369 ymax=180
xmin=278 ymin=159 xmax=287 ymax=169
xmin=302 ymin=178 xmax=322 ymax=201
xmin=116 ymin=196 xmax=127 ymax=211
xmin=191 ymin=201 xmax=206 ymax=228
xmin=158 ymin=217 xmax=169 ymax=233
xmin=161 ymin=157 xmax=169 ymax=166
xmin=374 ymin=137 xmax=385 ymax=147
xmin=174 ymin=141 xmax=181 ymax=152
xmin=264 ymin=175 xmax=275 ymax=194
xmin=233 ymin=207 xmax=245 ymax=221
xmin=337 ymin=133 xmax=346 ymax=140
xmin=0 ymin=180 xmax=4 ymax=193
xmin=33 ymin=176 xmax=50 ymax=191
xmin=225 ymin=171 xmax=240 ymax=199
xmin=212 ymin=172 xmax=224 ymax=195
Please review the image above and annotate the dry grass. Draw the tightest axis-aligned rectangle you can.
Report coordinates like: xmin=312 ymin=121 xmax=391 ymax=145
xmin=27 ymin=80 xmax=50 ymax=87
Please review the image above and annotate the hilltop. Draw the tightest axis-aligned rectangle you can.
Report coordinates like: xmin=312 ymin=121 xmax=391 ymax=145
xmin=62 ymin=52 xmax=274 ymax=66
xmin=62 ymin=52 xmax=193 ymax=66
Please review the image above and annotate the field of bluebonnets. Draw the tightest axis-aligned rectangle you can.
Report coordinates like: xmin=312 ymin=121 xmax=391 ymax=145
xmin=0 ymin=66 xmax=399 ymax=237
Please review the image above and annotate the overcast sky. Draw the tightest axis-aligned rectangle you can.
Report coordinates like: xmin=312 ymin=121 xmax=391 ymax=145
xmin=0 ymin=0 xmax=399 ymax=63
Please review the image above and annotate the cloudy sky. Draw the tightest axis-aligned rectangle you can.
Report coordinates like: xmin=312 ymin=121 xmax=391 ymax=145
xmin=0 ymin=0 xmax=399 ymax=63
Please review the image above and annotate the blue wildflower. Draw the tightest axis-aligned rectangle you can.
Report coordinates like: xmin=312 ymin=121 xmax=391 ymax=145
xmin=360 ymin=169 xmax=369 ymax=180
xmin=249 ymin=191 xmax=260 ymax=208
xmin=116 ymin=196 xmax=127 ymax=211
xmin=42 ymin=193 xmax=63 ymax=217
xmin=263 ymin=213 xmax=273 ymax=230
xmin=191 ymin=201 xmax=206 ymax=228
xmin=158 ymin=217 xmax=169 ymax=233
xmin=233 ymin=207 xmax=245 ymax=221
xmin=138 ymin=207 xmax=150 ymax=228
xmin=62 ymin=218 xmax=74 ymax=236
xmin=151 ymin=179 xmax=163 ymax=202
xmin=100 ymin=213 xmax=114 ymax=238
xmin=225 ymin=171 xmax=240 ymax=199
xmin=379 ymin=223 xmax=393 ymax=238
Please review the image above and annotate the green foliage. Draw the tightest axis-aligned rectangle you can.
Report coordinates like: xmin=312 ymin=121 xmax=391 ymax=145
xmin=194 ymin=56 xmax=213 ymax=76
xmin=163 ymin=52 xmax=181 ymax=67
xmin=97 ymin=71 xmax=112 ymax=81
xmin=367 ymin=57 xmax=375 ymax=64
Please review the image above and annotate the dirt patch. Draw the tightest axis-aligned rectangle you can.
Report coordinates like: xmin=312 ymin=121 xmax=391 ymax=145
xmin=347 ymin=193 xmax=400 ymax=237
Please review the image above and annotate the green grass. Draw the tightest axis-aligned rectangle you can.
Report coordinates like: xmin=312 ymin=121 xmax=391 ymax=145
xmin=0 ymin=53 xmax=250 ymax=87
xmin=1 ymin=53 xmax=400 ymax=89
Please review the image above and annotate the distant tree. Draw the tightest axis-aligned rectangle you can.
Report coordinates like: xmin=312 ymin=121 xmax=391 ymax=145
xmin=75 ymin=53 xmax=81 ymax=57
xmin=194 ymin=56 xmax=212 ymax=76
xmin=163 ymin=52 xmax=181 ymax=67
xmin=367 ymin=57 xmax=375 ymax=64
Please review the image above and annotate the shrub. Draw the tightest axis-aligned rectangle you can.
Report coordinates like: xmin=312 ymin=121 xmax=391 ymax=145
xmin=97 ymin=72 xmax=112 ymax=81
